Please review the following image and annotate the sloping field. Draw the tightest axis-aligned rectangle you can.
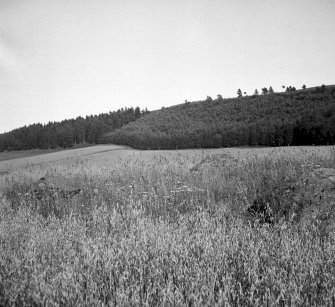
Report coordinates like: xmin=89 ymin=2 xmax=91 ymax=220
xmin=0 ymin=144 xmax=125 ymax=173
xmin=0 ymin=148 xmax=65 ymax=162
xmin=1 ymin=144 xmax=332 ymax=169
xmin=0 ymin=145 xmax=333 ymax=181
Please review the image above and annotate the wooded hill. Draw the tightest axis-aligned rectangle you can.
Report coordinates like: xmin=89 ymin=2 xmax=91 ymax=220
xmin=0 ymin=107 xmax=149 ymax=151
xmin=102 ymin=85 xmax=335 ymax=149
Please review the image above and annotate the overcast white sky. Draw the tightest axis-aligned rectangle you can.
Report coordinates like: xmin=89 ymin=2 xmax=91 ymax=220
xmin=0 ymin=0 xmax=334 ymax=133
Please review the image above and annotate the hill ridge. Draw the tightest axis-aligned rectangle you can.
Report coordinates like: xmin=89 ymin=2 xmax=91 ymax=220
xmin=103 ymin=84 xmax=335 ymax=149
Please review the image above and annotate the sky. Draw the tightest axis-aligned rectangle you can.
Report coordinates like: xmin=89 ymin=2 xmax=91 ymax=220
xmin=0 ymin=0 xmax=335 ymax=133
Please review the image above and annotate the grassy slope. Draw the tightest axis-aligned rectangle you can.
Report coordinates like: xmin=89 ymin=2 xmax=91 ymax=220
xmin=104 ymin=85 xmax=335 ymax=149
xmin=0 ymin=145 xmax=125 ymax=173
xmin=0 ymin=143 xmax=99 ymax=162
xmin=0 ymin=148 xmax=66 ymax=162
xmin=0 ymin=146 xmax=335 ymax=305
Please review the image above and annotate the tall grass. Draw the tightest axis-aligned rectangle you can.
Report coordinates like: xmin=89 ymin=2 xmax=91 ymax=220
xmin=0 ymin=147 xmax=335 ymax=306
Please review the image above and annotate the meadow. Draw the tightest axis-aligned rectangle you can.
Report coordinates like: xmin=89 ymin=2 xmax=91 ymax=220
xmin=0 ymin=145 xmax=335 ymax=306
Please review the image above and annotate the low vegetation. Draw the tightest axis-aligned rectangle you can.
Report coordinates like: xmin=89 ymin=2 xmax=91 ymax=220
xmin=1 ymin=146 xmax=334 ymax=306
xmin=104 ymin=85 xmax=335 ymax=149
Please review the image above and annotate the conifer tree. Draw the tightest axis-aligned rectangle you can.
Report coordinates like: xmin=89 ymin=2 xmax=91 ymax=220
xmin=262 ymin=87 xmax=268 ymax=95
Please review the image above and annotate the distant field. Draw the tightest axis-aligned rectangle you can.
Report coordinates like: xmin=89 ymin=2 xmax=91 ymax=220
xmin=0 ymin=148 xmax=63 ymax=162
xmin=0 ymin=144 xmax=126 ymax=173
xmin=0 ymin=143 xmax=98 ymax=162
xmin=0 ymin=144 xmax=333 ymax=174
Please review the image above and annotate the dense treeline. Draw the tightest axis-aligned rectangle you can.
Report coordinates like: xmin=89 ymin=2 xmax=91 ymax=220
xmin=0 ymin=107 xmax=149 ymax=151
xmin=103 ymin=85 xmax=335 ymax=149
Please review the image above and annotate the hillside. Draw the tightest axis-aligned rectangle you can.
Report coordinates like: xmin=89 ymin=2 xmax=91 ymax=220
xmin=0 ymin=107 xmax=149 ymax=152
xmin=103 ymin=85 xmax=335 ymax=149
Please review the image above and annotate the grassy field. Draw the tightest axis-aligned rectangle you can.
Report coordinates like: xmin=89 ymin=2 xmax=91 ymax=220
xmin=0 ymin=143 xmax=100 ymax=162
xmin=0 ymin=145 xmax=125 ymax=173
xmin=0 ymin=149 xmax=62 ymax=162
xmin=1 ymin=145 xmax=335 ymax=306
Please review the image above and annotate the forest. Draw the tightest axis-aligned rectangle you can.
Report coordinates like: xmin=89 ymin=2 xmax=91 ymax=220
xmin=1 ymin=85 xmax=335 ymax=152
xmin=0 ymin=107 xmax=149 ymax=151
xmin=103 ymin=85 xmax=335 ymax=149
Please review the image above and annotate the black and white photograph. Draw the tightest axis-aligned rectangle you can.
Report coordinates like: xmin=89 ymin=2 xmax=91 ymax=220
xmin=0 ymin=0 xmax=335 ymax=305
